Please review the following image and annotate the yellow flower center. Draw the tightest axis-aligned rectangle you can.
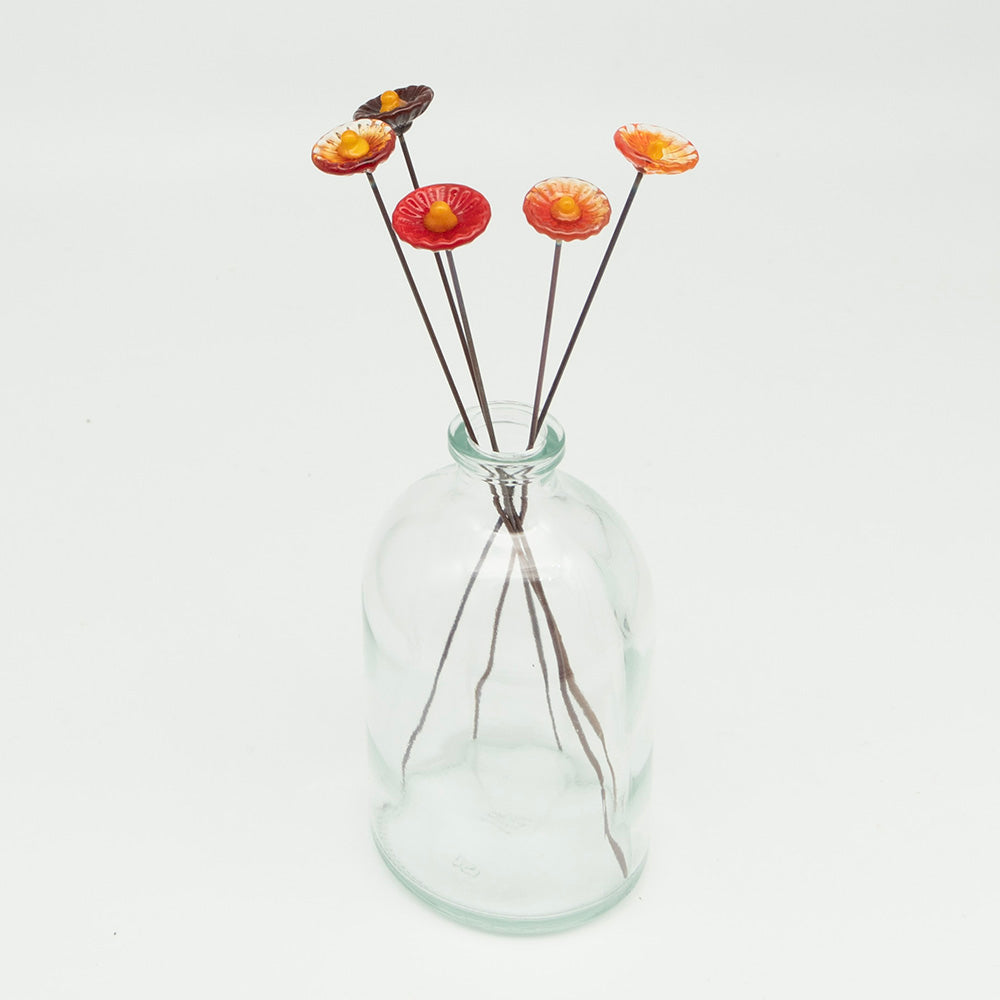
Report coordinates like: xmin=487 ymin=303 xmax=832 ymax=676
xmin=423 ymin=201 xmax=459 ymax=233
xmin=550 ymin=195 xmax=582 ymax=222
xmin=646 ymin=139 xmax=666 ymax=161
xmin=338 ymin=129 xmax=370 ymax=159
xmin=379 ymin=90 xmax=405 ymax=112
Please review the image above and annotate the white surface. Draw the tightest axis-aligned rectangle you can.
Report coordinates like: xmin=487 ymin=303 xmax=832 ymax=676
xmin=2 ymin=0 xmax=998 ymax=996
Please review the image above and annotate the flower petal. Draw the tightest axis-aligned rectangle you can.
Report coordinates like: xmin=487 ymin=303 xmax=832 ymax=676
xmin=354 ymin=85 xmax=434 ymax=135
xmin=614 ymin=124 xmax=699 ymax=175
xmin=311 ymin=119 xmax=396 ymax=176
xmin=522 ymin=177 xmax=612 ymax=241
xmin=392 ymin=184 xmax=491 ymax=251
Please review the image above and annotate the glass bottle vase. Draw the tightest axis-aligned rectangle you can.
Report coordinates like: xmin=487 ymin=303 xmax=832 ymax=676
xmin=363 ymin=402 xmax=653 ymax=933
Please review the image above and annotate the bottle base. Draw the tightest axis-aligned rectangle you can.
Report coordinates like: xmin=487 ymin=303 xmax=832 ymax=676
xmin=372 ymin=826 xmax=646 ymax=935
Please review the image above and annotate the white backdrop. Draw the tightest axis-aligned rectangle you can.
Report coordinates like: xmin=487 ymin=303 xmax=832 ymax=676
xmin=2 ymin=0 xmax=998 ymax=996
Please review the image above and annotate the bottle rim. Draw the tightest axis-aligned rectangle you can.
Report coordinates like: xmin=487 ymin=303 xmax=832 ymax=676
xmin=448 ymin=401 xmax=565 ymax=480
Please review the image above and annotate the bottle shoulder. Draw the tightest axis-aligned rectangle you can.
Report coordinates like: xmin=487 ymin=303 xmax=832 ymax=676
xmin=367 ymin=464 xmax=649 ymax=584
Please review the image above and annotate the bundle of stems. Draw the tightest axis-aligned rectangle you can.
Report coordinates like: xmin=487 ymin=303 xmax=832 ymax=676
xmin=368 ymin=153 xmax=643 ymax=879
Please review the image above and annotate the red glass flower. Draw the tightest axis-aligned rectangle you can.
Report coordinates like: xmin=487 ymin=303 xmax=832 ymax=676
xmin=614 ymin=124 xmax=699 ymax=175
xmin=522 ymin=177 xmax=612 ymax=242
xmin=311 ymin=119 xmax=396 ymax=175
xmin=354 ymin=85 xmax=434 ymax=135
xmin=392 ymin=184 xmax=491 ymax=251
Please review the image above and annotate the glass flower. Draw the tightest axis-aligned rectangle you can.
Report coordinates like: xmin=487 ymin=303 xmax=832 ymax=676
xmin=522 ymin=177 xmax=612 ymax=242
xmin=392 ymin=184 xmax=491 ymax=251
xmin=614 ymin=124 xmax=699 ymax=175
xmin=311 ymin=119 xmax=396 ymax=175
xmin=354 ymin=85 xmax=434 ymax=135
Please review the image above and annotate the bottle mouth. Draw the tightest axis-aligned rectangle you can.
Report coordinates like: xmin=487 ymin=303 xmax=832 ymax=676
xmin=448 ymin=401 xmax=565 ymax=480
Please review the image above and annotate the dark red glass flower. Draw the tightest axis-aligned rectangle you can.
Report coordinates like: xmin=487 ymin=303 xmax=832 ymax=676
xmin=392 ymin=184 xmax=491 ymax=251
xmin=354 ymin=85 xmax=434 ymax=135
xmin=311 ymin=119 xmax=396 ymax=176
xmin=614 ymin=124 xmax=699 ymax=175
xmin=522 ymin=177 xmax=612 ymax=242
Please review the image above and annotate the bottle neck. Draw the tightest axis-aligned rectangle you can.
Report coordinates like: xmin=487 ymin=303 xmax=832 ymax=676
xmin=448 ymin=401 xmax=565 ymax=485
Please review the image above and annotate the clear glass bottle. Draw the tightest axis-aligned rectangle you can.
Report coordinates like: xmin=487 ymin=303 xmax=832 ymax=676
xmin=363 ymin=402 xmax=653 ymax=932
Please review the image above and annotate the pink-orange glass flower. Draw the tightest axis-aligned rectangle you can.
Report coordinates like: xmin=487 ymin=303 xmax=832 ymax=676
xmin=311 ymin=119 xmax=396 ymax=176
xmin=522 ymin=177 xmax=612 ymax=242
xmin=614 ymin=124 xmax=699 ymax=175
xmin=354 ymin=85 xmax=434 ymax=135
xmin=392 ymin=184 xmax=491 ymax=251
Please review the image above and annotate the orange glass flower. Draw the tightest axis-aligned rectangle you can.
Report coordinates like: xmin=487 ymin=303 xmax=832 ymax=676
xmin=355 ymin=85 xmax=434 ymax=135
xmin=522 ymin=177 xmax=612 ymax=242
xmin=392 ymin=184 xmax=491 ymax=251
xmin=311 ymin=119 xmax=396 ymax=176
xmin=614 ymin=124 xmax=699 ymax=175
